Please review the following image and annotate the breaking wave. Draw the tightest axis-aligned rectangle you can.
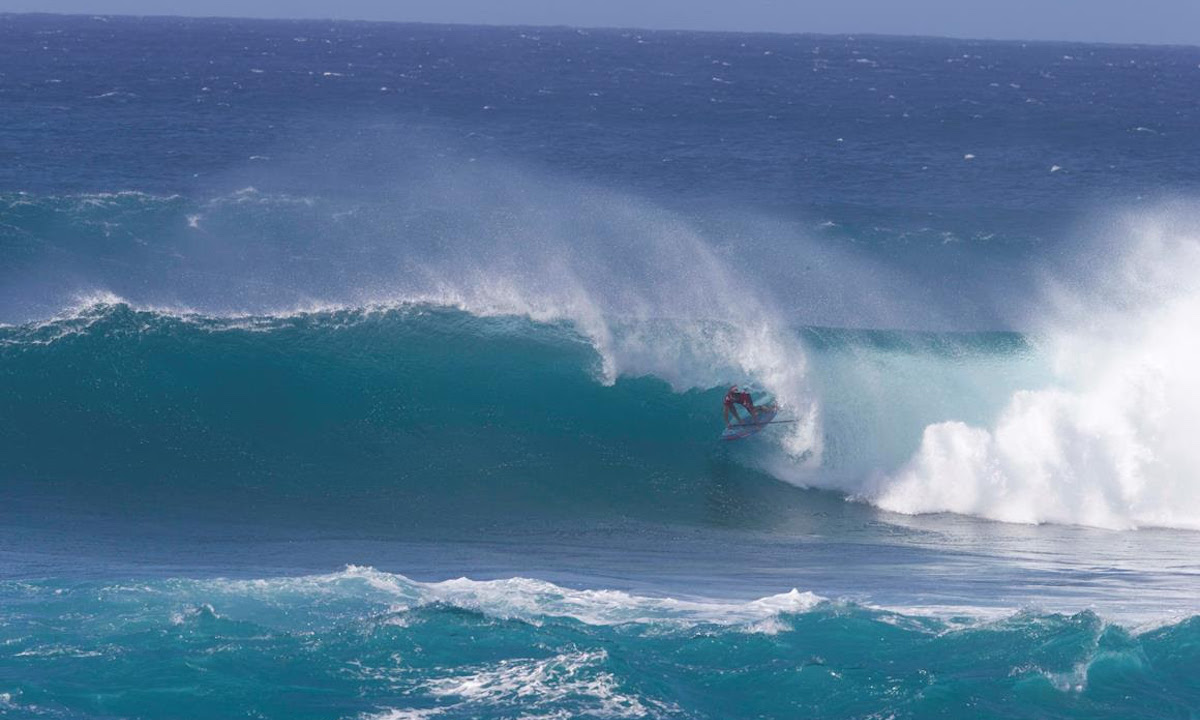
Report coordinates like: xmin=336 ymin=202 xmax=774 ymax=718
xmin=3 ymin=185 xmax=1200 ymax=531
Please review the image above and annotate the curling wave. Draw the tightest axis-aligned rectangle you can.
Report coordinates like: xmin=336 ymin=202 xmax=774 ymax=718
xmin=0 ymin=299 xmax=1029 ymax=528
xmin=4 ymin=186 xmax=1200 ymax=531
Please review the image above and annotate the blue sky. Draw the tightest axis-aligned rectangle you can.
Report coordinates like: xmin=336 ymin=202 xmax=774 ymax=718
xmin=2 ymin=0 xmax=1199 ymax=46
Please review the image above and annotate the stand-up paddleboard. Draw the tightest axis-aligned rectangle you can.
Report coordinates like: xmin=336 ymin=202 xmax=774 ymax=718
xmin=719 ymin=406 xmax=779 ymax=441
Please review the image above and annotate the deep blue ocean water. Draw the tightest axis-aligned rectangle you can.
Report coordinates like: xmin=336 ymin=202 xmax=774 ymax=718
xmin=2 ymin=13 xmax=1200 ymax=719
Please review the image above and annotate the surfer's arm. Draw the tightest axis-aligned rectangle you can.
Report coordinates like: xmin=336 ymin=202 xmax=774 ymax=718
xmin=742 ymin=399 xmax=757 ymax=420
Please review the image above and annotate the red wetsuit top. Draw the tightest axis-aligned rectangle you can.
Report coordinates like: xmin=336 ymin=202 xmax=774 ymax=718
xmin=724 ymin=389 xmax=754 ymax=412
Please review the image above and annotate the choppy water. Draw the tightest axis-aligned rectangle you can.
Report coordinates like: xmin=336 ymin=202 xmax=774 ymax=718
xmin=2 ymin=14 xmax=1200 ymax=720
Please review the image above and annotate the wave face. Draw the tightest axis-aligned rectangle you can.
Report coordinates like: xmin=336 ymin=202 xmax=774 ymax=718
xmin=0 ymin=299 xmax=1044 ymax=530
xmin=1 ymin=567 xmax=1196 ymax=720
xmin=1 ymin=303 xmax=746 ymax=528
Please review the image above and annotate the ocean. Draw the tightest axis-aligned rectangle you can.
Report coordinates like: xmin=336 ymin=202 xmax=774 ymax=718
xmin=2 ymin=13 xmax=1199 ymax=719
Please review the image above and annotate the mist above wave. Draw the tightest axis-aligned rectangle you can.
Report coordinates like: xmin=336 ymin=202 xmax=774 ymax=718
xmin=866 ymin=204 xmax=1200 ymax=530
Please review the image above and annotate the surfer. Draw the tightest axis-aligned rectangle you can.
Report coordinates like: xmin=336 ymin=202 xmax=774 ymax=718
xmin=723 ymin=385 xmax=757 ymax=426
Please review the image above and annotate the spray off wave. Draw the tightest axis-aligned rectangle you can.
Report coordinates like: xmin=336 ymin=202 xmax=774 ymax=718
xmin=0 ymin=172 xmax=829 ymax=466
xmin=869 ymin=206 xmax=1200 ymax=530
xmin=5 ymin=180 xmax=1200 ymax=530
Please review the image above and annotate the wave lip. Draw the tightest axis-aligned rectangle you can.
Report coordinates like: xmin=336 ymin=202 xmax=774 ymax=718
xmin=389 ymin=572 xmax=824 ymax=629
xmin=202 ymin=565 xmax=827 ymax=629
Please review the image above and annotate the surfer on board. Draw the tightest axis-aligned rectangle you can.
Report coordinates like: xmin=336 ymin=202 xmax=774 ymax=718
xmin=723 ymin=385 xmax=757 ymax=426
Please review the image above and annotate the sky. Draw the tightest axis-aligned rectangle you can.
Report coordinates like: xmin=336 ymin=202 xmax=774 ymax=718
xmin=2 ymin=0 xmax=1199 ymax=46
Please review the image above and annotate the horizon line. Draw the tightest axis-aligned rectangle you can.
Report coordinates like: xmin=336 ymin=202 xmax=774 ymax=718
xmin=3 ymin=10 xmax=1199 ymax=51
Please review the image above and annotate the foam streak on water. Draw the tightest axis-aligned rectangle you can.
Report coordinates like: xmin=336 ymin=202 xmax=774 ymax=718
xmin=0 ymin=567 xmax=1196 ymax=720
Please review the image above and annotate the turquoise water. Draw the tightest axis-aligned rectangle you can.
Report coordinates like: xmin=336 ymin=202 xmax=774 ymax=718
xmin=3 ymin=568 xmax=1197 ymax=720
xmin=3 ymin=14 xmax=1200 ymax=719
xmin=4 ymin=304 xmax=1198 ymax=719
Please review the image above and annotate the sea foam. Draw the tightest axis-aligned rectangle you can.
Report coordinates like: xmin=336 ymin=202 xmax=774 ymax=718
xmin=868 ymin=207 xmax=1200 ymax=529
